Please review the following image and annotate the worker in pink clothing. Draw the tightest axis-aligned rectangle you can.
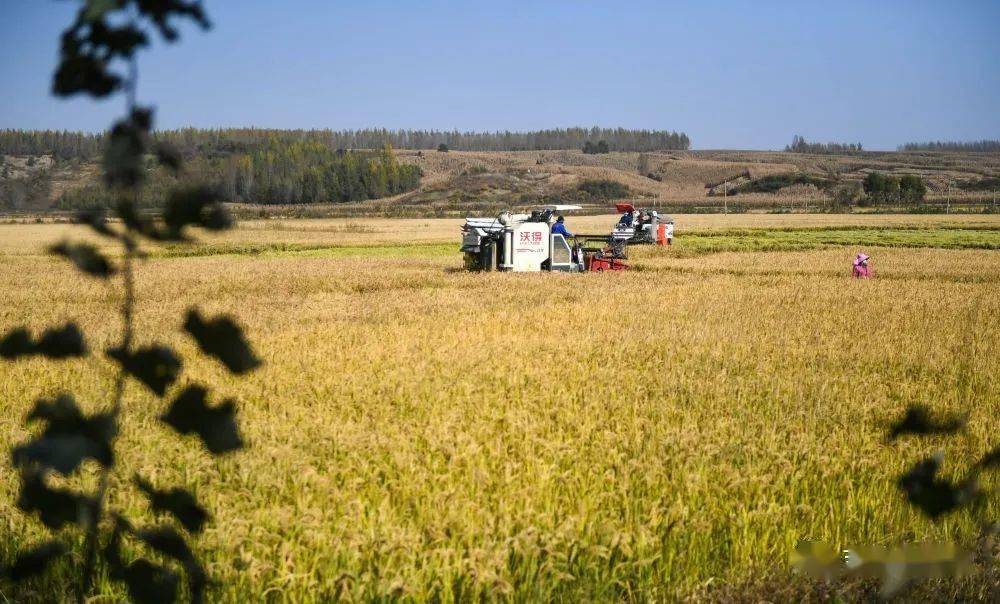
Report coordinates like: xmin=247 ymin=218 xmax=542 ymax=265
xmin=852 ymin=252 xmax=873 ymax=278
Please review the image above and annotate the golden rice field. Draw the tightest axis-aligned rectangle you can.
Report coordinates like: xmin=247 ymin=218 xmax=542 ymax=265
xmin=1 ymin=214 xmax=999 ymax=601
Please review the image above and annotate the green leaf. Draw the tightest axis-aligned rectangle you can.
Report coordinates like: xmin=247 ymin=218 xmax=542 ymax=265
xmin=977 ymin=445 xmax=1000 ymax=470
xmin=13 ymin=434 xmax=112 ymax=476
xmin=12 ymin=394 xmax=115 ymax=475
xmin=107 ymin=345 xmax=182 ymax=396
xmin=0 ymin=323 xmax=87 ymax=360
xmin=87 ymin=20 xmax=149 ymax=59
xmin=4 ymin=540 xmax=67 ymax=582
xmin=104 ymin=114 xmax=148 ymax=188
xmin=116 ymin=198 xmax=163 ymax=240
xmin=887 ymin=404 xmax=965 ymax=440
xmin=183 ymin=309 xmax=261 ymax=374
xmin=898 ymin=454 xmax=978 ymax=519
xmin=83 ymin=0 xmax=120 ymax=22
xmin=139 ymin=0 xmax=212 ymax=42
xmin=162 ymin=186 xmax=232 ymax=238
xmin=0 ymin=328 xmax=34 ymax=359
xmin=34 ymin=323 xmax=88 ymax=359
xmin=105 ymin=516 xmax=181 ymax=604
xmin=160 ymin=385 xmax=243 ymax=454
xmin=201 ymin=202 xmax=233 ymax=231
xmin=155 ymin=142 xmax=183 ymax=171
xmin=52 ymin=52 xmax=121 ymax=98
xmin=16 ymin=470 xmax=92 ymax=530
xmin=135 ymin=525 xmax=207 ymax=602
xmin=117 ymin=559 xmax=180 ymax=604
xmin=75 ymin=208 xmax=120 ymax=239
xmin=49 ymin=241 xmax=115 ymax=278
xmin=135 ymin=476 xmax=209 ymax=533
xmin=136 ymin=526 xmax=196 ymax=563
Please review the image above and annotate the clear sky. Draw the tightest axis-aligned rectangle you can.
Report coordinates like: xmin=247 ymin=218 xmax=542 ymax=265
xmin=1 ymin=0 xmax=998 ymax=150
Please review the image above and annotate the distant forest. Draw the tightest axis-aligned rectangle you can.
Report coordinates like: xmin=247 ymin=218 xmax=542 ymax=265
xmin=56 ymin=142 xmax=422 ymax=208
xmin=898 ymin=140 xmax=1000 ymax=152
xmin=785 ymin=135 xmax=863 ymax=154
xmin=0 ymin=127 xmax=691 ymax=159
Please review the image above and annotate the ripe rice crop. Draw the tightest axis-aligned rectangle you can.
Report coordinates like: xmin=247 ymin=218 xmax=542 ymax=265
xmin=1 ymin=214 xmax=998 ymax=601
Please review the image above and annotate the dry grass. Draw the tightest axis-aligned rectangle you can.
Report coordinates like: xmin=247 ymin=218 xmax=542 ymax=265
xmin=390 ymin=149 xmax=1000 ymax=209
xmin=1 ymin=215 xmax=999 ymax=601
xmin=7 ymin=149 xmax=996 ymax=216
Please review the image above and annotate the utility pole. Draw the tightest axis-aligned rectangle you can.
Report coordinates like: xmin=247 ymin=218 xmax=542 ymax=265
xmin=946 ymin=183 xmax=951 ymax=214
xmin=723 ymin=180 xmax=728 ymax=214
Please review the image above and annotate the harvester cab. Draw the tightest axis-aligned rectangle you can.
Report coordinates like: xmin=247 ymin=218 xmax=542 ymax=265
xmin=611 ymin=203 xmax=669 ymax=244
xmin=461 ymin=205 xmax=628 ymax=272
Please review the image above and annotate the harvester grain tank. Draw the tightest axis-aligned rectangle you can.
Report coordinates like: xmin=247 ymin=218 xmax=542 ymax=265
xmin=460 ymin=205 xmax=628 ymax=272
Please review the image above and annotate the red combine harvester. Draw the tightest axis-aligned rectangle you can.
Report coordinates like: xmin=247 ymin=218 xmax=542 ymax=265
xmin=460 ymin=205 xmax=628 ymax=272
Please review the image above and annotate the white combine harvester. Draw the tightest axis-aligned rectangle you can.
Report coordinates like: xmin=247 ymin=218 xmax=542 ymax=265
xmin=610 ymin=203 xmax=671 ymax=245
xmin=461 ymin=205 xmax=628 ymax=272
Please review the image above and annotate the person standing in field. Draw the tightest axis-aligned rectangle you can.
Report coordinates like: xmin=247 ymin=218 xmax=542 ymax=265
xmin=852 ymin=252 xmax=873 ymax=278
xmin=665 ymin=219 xmax=675 ymax=246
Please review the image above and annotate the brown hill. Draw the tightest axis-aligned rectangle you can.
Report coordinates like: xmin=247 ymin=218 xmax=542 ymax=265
xmin=3 ymin=149 xmax=999 ymax=217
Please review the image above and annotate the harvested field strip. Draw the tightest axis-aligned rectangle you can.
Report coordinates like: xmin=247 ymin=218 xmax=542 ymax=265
xmin=152 ymin=242 xmax=454 ymax=260
xmin=682 ymin=224 xmax=1000 ymax=234
xmin=633 ymin=264 xmax=1000 ymax=285
xmin=655 ymin=228 xmax=1000 ymax=257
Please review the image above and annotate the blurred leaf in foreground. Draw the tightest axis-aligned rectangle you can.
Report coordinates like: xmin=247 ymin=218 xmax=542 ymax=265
xmin=887 ymin=404 xmax=965 ymax=441
xmin=184 ymin=309 xmax=261 ymax=374
xmin=104 ymin=109 xmax=150 ymax=188
xmin=12 ymin=394 xmax=115 ymax=475
xmin=1 ymin=323 xmax=87 ymax=360
xmin=163 ymin=186 xmax=231 ymax=239
xmin=3 ymin=540 xmax=67 ymax=582
xmin=107 ymin=345 xmax=182 ymax=396
xmin=161 ymin=385 xmax=243 ymax=454
xmin=898 ymin=454 xmax=978 ymax=519
xmin=16 ymin=470 xmax=92 ymax=530
xmin=136 ymin=476 xmax=209 ymax=534
xmin=976 ymin=445 xmax=1000 ymax=470
xmin=74 ymin=208 xmax=119 ymax=238
xmin=50 ymin=241 xmax=115 ymax=278
xmin=136 ymin=524 xmax=207 ymax=598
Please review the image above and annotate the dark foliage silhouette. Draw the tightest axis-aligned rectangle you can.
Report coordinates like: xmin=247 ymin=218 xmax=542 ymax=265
xmin=886 ymin=405 xmax=999 ymax=548
xmin=0 ymin=2 xmax=260 ymax=602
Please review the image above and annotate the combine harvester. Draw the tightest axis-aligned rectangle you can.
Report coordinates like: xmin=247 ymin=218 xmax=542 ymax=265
xmin=460 ymin=205 xmax=628 ymax=272
xmin=611 ymin=203 xmax=671 ymax=245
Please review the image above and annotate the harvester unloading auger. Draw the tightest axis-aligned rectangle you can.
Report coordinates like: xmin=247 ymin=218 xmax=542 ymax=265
xmin=460 ymin=205 xmax=628 ymax=272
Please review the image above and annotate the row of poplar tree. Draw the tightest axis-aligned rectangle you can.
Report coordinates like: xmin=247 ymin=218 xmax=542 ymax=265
xmin=0 ymin=126 xmax=691 ymax=160
xmin=785 ymin=135 xmax=863 ymax=154
xmin=57 ymin=141 xmax=422 ymax=208
xmin=898 ymin=140 xmax=1000 ymax=152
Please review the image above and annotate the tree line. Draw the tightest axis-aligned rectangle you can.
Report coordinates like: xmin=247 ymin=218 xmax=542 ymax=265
xmin=785 ymin=135 xmax=863 ymax=154
xmin=57 ymin=141 xmax=421 ymax=209
xmin=1 ymin=127 xmax=691 ymax=160
xmin=898 ymin=140 xmax=1000 ymax=152
xmin=0 ymin=129 xmax=104 ymax=160
xmin=863 ymin=172 xmax=926 ymax=204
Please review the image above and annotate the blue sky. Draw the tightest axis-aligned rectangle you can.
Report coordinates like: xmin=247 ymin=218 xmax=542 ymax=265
xmin=1 ymin=0 xmax=998 ymax=150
